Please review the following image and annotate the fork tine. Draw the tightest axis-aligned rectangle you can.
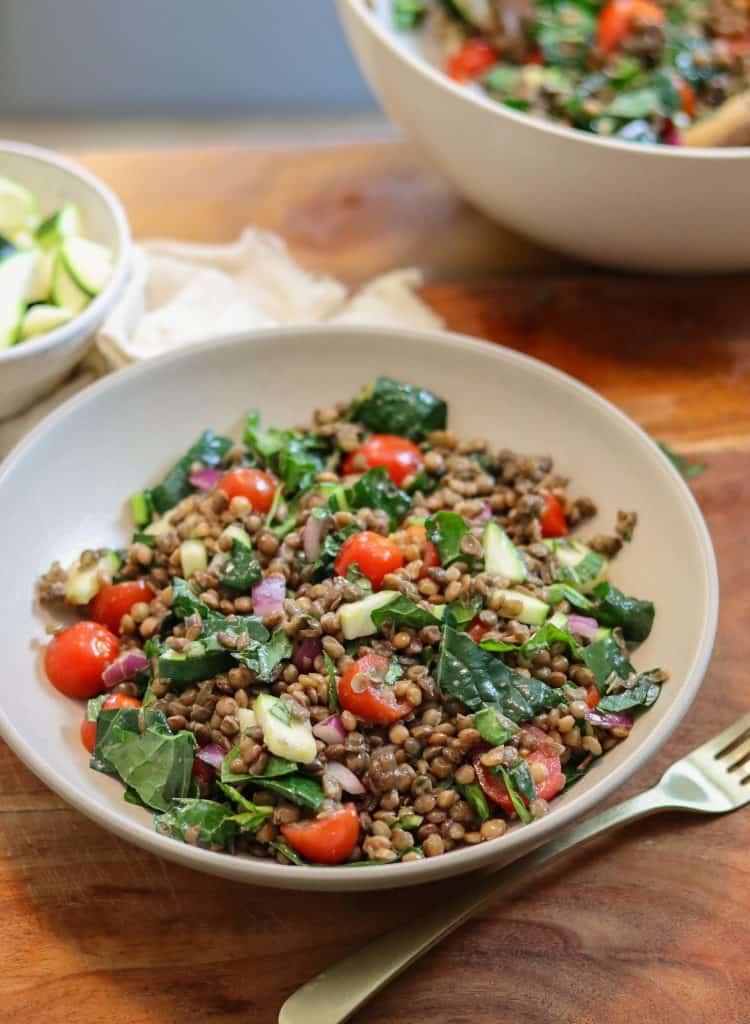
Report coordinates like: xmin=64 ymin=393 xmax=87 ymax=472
xmin=694 ymin=712 xmax=750 ymax=759
xmin=725 ymin=737 xmax=750 ymax=772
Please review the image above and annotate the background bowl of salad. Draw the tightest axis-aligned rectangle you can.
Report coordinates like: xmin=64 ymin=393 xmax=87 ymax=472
xmin=0 ymin=141 xmax=131 ymax=419
xmin=338 ymin=0 xmax=750 ymax=271
xmin=0 ymin=325 xmax=718 ymax=890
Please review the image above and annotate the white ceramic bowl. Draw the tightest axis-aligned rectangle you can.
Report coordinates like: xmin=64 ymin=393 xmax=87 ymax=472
xmin=0 ymin=141 xmax=131 ymax=419
xmin=338 ymin=0 xmax=750 ymax=272
xmin=0 ymin=325 xmax=718 ymax=891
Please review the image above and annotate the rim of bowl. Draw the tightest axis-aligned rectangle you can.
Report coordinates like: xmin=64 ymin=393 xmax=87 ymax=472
xmin=0 ymin=139 xmax=132 ymax=364
xmin=0 ymin=324 xmax=719 ymax=890
xmin=341 ymin=0 xmax=750 ymax=160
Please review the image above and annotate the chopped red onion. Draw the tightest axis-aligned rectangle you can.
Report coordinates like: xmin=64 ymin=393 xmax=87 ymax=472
xmin=189 ymin=467 xmax=223 ymax=491
xmin=324 ymin=759 xmax=366 ymax=795
xmin=567 ymin=614 xmax=600 ymax=639
xmin=195 ymin=743 xmax=226 ymax=770
xmin=312 ymin=714 xmax=347 ymax=745
xmin=293 ymin=637 xmax=322 ymax=673
xmin=478 ymin=502 xmax=492 ymax=523
xmin=585 ymin=708 xmax=634 ymax=730
xmin=664 ymin=126 xmax=681 ymax=146
xmin=303 ymin=513 xmax=326 ymax=562
xmin=102 ymin=649 xmax=149 ymax=689
xmin=251 ymin=575 xmax=286 ymax=616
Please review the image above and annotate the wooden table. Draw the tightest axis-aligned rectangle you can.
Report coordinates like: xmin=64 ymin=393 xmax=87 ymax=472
xmin=2 ymin=142 xmax=748 ymax=1024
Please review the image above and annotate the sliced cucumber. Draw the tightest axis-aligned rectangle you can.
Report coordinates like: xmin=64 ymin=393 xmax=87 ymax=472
xmin=179 ymin=539 xmax=207 ymax=578
xmin=237 ymin=707 xmax=257 ymax=734
xmin=548 ymin=610 xmax=569 ymax=630
xmin=158 ymin=643 xmax=232 ymax=686
xmin=0 ymin=251 xmax=36 ymax=347
xmin=222 ymin=524 xmax=252 ymax=547
xmin=35 ymin=203 xmax=80 ymax=249
xmin=490 ymin=587 xmax=549 ymax=626
xmin=254 ymin=693 xmax=316 ymax=764
xmin=60 ymin=236 xmax=112 ymax=296
xmin=65 ymin=550 xmax=121 ymax=605
xmin=25 ymin=247 xmax=57 ymax=304
xmin=339 ymin=590 xmax=399 ymax=640
xmin=20 ymin=303 xmax=73 ymax=340
xmin=546 ymin=539 xmax=608 ymax=593
xmin=483 ymin=521 xmax=526 ymax=583
xmin=0 ymin=176 xmax=37 ymax=237
xmin=52 ymin=254 xmax=90 ymax=314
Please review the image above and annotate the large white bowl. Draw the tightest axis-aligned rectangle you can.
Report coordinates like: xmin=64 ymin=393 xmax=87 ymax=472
xmin=338 ymin=0 xmax=750 ymax=272
xmin=0 ymin=325 xmax=718 ymax=891
xmin=0 ymin=141 xmax=131 ymax=419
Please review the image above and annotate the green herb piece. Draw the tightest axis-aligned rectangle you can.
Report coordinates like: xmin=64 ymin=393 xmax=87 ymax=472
xmin=510 ymin=759 xmax=536 ymax=805
xmin=425 ymin=510 xmax=470 ymax=567
xmin=232 ymin=629 xmax=293 ymax=682
xmin=563 ymin=758 xmax=589 ymax=789
xmin=324 ymin=651 xmax=341 ymax=712
xmin=499 ymin=768 xmax=533 ymax=824
xmin=555 ymin=549 xmax=606 ymax=589
xmin=592 ymin=582 xmax=654 ymax=642
xmin=459 ymin=781 xmax=490 ymax=823
xmin=345 ymin=563 xmax=373 ymax=594
xmin=545 ymin=583 xmax=594 ymax=612
xmin=444 ymin=595 xmax=482 ymax=631
xmin=474 ymin=706 xmax=519 ymax=746
xmin=312 ymin=524 xmax=359 ymax=581
xmin=217 ymin=781 xmax=274 ymax=832
xmin=478 ymin=637 xmax=518 ymax=653
xmin=582 ymin=633 xmax=634 ymax=693
xmin=270 ymin=701 xmax=293 ymax=726
xmin=598 ymin=671 xmax=662 ymax=712
xmin=130 ymin=490 xmax=152 ymax=527
xmin=371 ymin=594 xmax=442 ymax=632
xmin=535 ymin=1 xmax=596 ymax=68
xmin=349 ymin=376 xmax=447 ymax=441
xmin=250 ymin=774 xmax=326 ymax=811
xmin=220 ymin=749 xmax=296 ymax=784
xmin=521 ymin=621 xmax=581 ymax=661
xmin=244 ymin=412 xmax=329 ymax=497
xmin=269 ymin=839 xmax=306 ymax=865
xmin=154 ymin=799 xmax=239 ymax=849
xmin=218 ymin=538 xmax=262 ymax=591
xmin=392 ymin=0 xmax=426 ymax=29
xmin=148 ymin=429 xmax=232 ymax=515
xmin=86 ymin=694 xmax=106 ymax=723
xmin=657 ymin=441 xmax=707 ymax=480
xmin=131 ymin=530 xmax=157 ymax=548
xmin=385 ymin=657 xmax=404 ymax=685
xmin=345 ymin=466 xmax=411 ymax=527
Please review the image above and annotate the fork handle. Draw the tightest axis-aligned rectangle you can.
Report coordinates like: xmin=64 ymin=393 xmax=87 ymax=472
xmin=279 ymin=786 xmax=669 ymax=1024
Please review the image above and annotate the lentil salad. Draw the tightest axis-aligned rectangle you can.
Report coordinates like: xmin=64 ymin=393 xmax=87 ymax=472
xmin=392 ymin=0 xmax=750 ymax=146
xmin=39 ymin=377 xmax=665 ymax=867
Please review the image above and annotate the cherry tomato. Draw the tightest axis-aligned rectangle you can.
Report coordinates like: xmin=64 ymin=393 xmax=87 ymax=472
xmin=447 ymin=38 xmax=498 ymax=82
xmin=44 ymin=621 xmax=120 ymax=700
xmin=342 ymin=435 xmax=425 ymax=487
xmin=467 ymin=618 xmax=492 ymax=643
xmin=281 ymin=803 xmax=360 ymax=865
xmin=102 ymin=693 xmax=142 ymax=711
xmin=673 ymin=75 xmax=696 ymax=117
xmin=473 ymin=727 xmax=564 ymax=816
xmin=586 ymin=685 xmax=601 ymax=709
xmin=338 ymin=654 xmax=413 ymax=725
xmin=335 ymin=531 xmax=404 ymax=590
xmin=402 ymin=523 xmax=441 ymax=579
xmin=219 ymin=467 xmax=277 ymax=513
xmin=540 ymin=494 xmax=568 ymax=538
xmin=525 ymin=48 xmax=544 ymax=65
xmin=80 ymin=719 xmax=97 ymax=754
xmin=597 ymin=0 xmax=665 ymax=54
xmin=89 ymin=580 xmax=155 ymax=634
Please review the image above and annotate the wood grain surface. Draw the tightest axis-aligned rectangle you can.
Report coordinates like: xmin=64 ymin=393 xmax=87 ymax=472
xmin=1 ymin=142 xmax=748 ymax=1024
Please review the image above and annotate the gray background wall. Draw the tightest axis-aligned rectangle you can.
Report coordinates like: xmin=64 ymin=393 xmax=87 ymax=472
xmin=0 ymin=0 xmax=376 ymax=116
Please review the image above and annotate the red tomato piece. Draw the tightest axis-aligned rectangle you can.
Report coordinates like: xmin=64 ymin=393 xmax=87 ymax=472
xmin=586 ymin=685 xmax=601 ymax=709
xmin=219 ymin=467 xmax=277 ymax=513
xmin=342 ymin=434 xmax=424 ymax=487
xmin=473 ymin=727 xmax=564 ymax=816
xmin=447 ymin=38 xmax=498 ymax=82
xmin=192 ymin=756 xmax=215 ymax=784
xmin=673 ymin=75 xmax=696 ymax=117
xmin=402 ymin=523 xmax=441 ymax=579
xmin=335 ymin=531 xmax=405 ymax=591
xmin=102 ymin=693 xmax=142 ymax=711
xmin=338 ymin=654 xmax=413 ymax=725
xmin=44 ymin=621 xmax=120 ymax=700
xmin=89 ymin=580 xmax=155 ymax=634
xmin=281 ymin=803 xmax=360 ymax=865
xmin=525 ymin=48 xmax=544 ymax=65
xmin=467 ymin=617 xmax=491 ymax=643
xmin=540 ymin=494 xmax=568 ymax=538
xmin=597 ymin=0 xmax=666 ymax=54
xmin=80 ymin=719 xmax=97 ymax=754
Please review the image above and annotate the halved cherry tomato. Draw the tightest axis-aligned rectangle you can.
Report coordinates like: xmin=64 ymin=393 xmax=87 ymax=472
xmin=586 ymin=685 xmax=601 ymax=709
xmin=540 ymin=494 xmax=568 ymax=538
xmin=80 ymin=719 xmax=97 ymax=754
xmin=335 ymin=531 xmax=404 ymax=590
xmin=338 ymin=654 xmax=413 ymax=724
xmin=44 ymin=621 xmax=120 ymax=700
xmin=102 ymin=693 xmax=142 ymax=711
xmin=281 ymin=803 xmax=360 ymax=865
xmin=673 ymin=75 xmax=696 ymax=117
xmin=342 ymin=435 xmax=424 ymax=487
xmin=473 ymin=727 xmax=564 ymax=816
xmin=219 ymin=467 xmax=277 ymax=513
xmin=597 ymin=0 xmax=666 ymax=54
xmin=467 ymin=617 xmax=491 ymax=643
xmin=89 ymin=580 xmax=155 ymax=634
xmin=447 ymin=38 xmax=498 ymax=82
xmin=403 ymin=523 xmax=441 ymax=579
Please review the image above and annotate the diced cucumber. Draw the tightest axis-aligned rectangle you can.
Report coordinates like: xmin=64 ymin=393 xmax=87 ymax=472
xmin=237 ymin=707 xmax=257 ymax=734
xmin=0 ymin=234 xmax=17 ymax=262
xmin=490 ymin=588 xmax=549 ymax=626
xmin=483 ymin=521 xmax=526 ymax=583
xmin=179 ymin=539 xmax=207 ymax=578
xmin=20 ymin=303 xmax=73 ymax=340
xmin=547 ymin=539 xmax=608 ymax=593
xmin=52 ymin=254 xmax=90 ymax=314
xmin=65 ymin=550 xmax=121 ymax=605
xmin=0 ymin=251 xmax=35 ymax=347
xmin=548 ymin=610 xmax=569 ymax=630
xmin=222 ymin=524 xmax=252 ymax=547
xmin=254 ymin=693 xmax=316 ymax=764
xmin=0 ymin=176 xmax=37 ymax=237
xmin=144 ymin=509 xmax=177 ymax=537
xmin=130 ymin=491 xmax=152 ymax=528
xmin=339 ymin=590 xmax=399 ymax=640
xmin=60 ymin=236 xmax=112 ymax=296
xmin=319 ymin=482 xmax=349 ymax=512
xmin=35 ymin=203 xmax=80 ymax=249
xmin=26 ymin=247 xmax=57 ymax=304
xmin=158 ymin=644 xmax=232 ymax=686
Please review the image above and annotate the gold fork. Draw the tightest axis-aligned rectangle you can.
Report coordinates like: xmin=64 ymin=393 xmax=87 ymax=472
xmin=279 ymin=713 xmax=750 ymax=1024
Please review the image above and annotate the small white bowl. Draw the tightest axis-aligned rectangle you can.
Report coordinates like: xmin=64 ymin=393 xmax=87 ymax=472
xmin=338 ymin=0 xmax=750 ymax=272
xmin=0 ymin=325 xmax=718 ymax=891
xmin=0 ymin=141 xmax=131 ymax=419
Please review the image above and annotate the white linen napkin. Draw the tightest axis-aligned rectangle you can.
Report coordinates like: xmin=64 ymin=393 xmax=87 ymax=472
xmin=0 ymin=227 xmax=442 ymax=457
